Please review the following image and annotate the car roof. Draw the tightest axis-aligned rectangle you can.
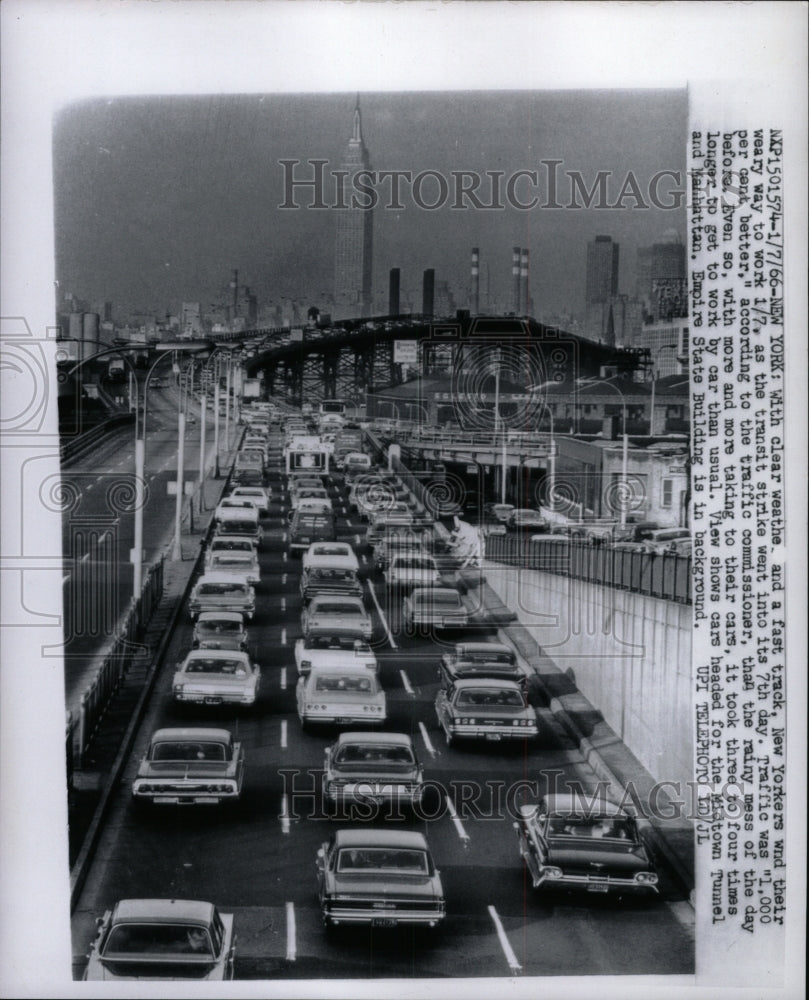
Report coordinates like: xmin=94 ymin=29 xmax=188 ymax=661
xmin=150 ymin=727 xmax=232 ymax=743
xmin=184 ymin=648 xmax=249 ymax=661
xmin=333 ymin=829 xmax=428 ymax=849
xmin=111 ymin=899 xmax=216 ymax=925
xmin=334 ymin=731 xmax=412 ymax=747
xmin=453 ymin=642 xmax=512 ymax=656
xmin=451 ymin=677 xmax=523 ymax=690
xmin=310 ymin=594 xmax=364 ymax=606
xmin=542 ymin=793 xmax=627 ymax=817
xmin=196 ymin=573 xmax=252 ymax=585
xmin=411 ymin=587 xmax=458 ymax=598
xmin=196 ymin=612 xmax=244 ymax=624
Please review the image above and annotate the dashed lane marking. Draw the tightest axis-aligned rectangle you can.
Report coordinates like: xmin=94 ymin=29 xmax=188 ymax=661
xmin=367 ymin=579 xmax=397 ymax=650
xmin=488 ymin=905 xmax=522 ymax=974
xmin=418 ymin=722 xmax=437 ymax=757
xmin=280 ymin=720 xmax=288 ymax=749
xmin=399 ymin=669 xmax=415 ymax=696
xmin=280 ymin=627 xmax=287 ymax=646
xmin=445 ymin=796 xmax=471 ymax=845
xmin=285 ymin=902 xmax=296 ymax=961
xmin=280 ymin=795 xmax=290 ymax=834
xmin=280 ymin=667 xmax=287 ymax=690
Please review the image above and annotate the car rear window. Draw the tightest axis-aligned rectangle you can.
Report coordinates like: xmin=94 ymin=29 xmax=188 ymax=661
xmin=313 ymin=601 xmax=362 ymax=615
xmin=456 ymin=688 xmax=524 ymax=707
xmin=198 ymin=621 xmax=242 ymax=634
xmin=103 ymin=923 xmax=214 ymax=958
xmin=416 ymin=592 xmax=460 ymax=607
xmin=198 ymin=583 xmax=248 ymax=596
xmin=152 ymin=741 xmax=228 ymax=762
xmin=334 ymin=744 xmax=415 ymax=767
xmin=336 ymin=848 xmax=429 ymax=874
xmin=211 ymin=541 xmax=252 ymax=553
xmin=185 ymin=658 xmax=248 ymax=675
xmin=314 ymin=674 xmax=375 ymax=693
xmin=307 ymin=636 xmax=368 ymax=651
xmin=547 ymin=816 xmax=637 ymax=842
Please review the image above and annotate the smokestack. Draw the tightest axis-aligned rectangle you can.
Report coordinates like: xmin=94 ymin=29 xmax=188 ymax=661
xmin=422 ymin=269 xmax=435 ymax=318
xmin=389 ymin=268 xmax=401 ymax=315
xmin=470 ymin=247 xmax=480 ymax=314
xmin=230 ymin=269 xmax=239 ymax=317
xmin=511 ymin=246 xmax=521 ymax=314
xmin=520 ymin=249 xmax=530 ymax=317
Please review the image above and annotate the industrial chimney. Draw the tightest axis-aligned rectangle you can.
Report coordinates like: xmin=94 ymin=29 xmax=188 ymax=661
xmin=511 ymin=246 xmax=521 ymax=314
xmin=470 ymin=247 xmax=480 ymax=314
xmin=422 ymin=268 xmax=435 ymax=318
xmin=389 ymin=268 xmax=401 ymax=316
xmin=520 ymin=249 xmax=530 ymax=317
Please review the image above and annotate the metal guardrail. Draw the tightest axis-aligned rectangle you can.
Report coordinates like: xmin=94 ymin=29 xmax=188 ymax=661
xmin=485 ymin=533 xmax=692 ymax=605
xmin=67 ymin=556 xmax=165 ymax=772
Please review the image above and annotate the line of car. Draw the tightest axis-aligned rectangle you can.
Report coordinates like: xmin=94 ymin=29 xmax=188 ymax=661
xmin=84 ymin=405 xmax=661 ymax=980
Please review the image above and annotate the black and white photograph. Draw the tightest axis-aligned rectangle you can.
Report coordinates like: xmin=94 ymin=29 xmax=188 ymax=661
xmin=1 ymin=2 xmax=805 ymax=997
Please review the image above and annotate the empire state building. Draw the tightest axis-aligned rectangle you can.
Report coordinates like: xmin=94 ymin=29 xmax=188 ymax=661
xmin=333 ymin=98 xmax=374 ymax=318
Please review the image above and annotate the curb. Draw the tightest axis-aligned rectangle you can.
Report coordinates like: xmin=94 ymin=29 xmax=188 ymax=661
xmin=456 ymin=572 xmax=695 ymax=902
xmin=69 ymin=468 xmax=236 ymax=913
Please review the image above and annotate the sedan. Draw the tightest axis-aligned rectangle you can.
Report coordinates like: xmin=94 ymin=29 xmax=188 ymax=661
xmin=206 ymin=550 xmax=260 ymax=585
xmin=435 ymin=678 xmax=538 ymax=746
xmin=514 ymin=793 xmax=659 ymax=897
xmin=131 ymin=727 xmax=244 ymax=806
xmin=214 ymin=498 xmax=259 ymax=522
xmin=323 ymin=732 xmax=424 ymax=812
xmin=301 ymin=595 xmax=373 ymax=640
xmin=385 ymin=553 xmax=442 ymax=592
xmin=84 ymin=898 xmax=235 ymax=981
xmin=193 ymin=611 xmax=248 ymax=651
xmin=402 ymin=587 xmax=468 ymax=629
xmin=302 ymin=541 xmax=359 ymax=573
xmin=228 ymin=486 xmax=269 ymax=513
xmin=296 ymin=667 xmax=386 ymax=728
xmin=294 ymin=632 xmax=378 ymax=676
xmin=172 ymin=649 xmax=260 ymax=707
xmin=188 ymin=574 xmax=255 ymax=621
xmin=316 ymin=830 xmax=445 ymax=930
xmin=507 ymin=509 xmax=549 ymax=532
xmin=438 ymin=641 xmax=524 ymax=689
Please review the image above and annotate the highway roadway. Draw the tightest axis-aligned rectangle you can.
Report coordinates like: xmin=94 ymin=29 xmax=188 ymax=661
xmin=71 ymin=463 xmax=694 ymax=980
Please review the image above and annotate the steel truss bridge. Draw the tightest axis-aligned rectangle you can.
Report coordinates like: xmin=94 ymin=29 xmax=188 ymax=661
xmin=220 ymin=313 xmax=649 ymax=406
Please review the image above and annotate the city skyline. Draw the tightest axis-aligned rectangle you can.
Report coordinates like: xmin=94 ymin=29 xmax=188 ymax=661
xmin=53 ymin=89 xmax=687 ymax=324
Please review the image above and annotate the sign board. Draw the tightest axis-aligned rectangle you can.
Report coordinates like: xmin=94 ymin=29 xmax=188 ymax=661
xmin=394 ymin=340 xmax=418 ymax=365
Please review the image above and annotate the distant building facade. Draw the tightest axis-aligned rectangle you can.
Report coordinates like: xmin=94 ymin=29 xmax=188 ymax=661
xmin=584 ymin=235 xmax=620 ymax=341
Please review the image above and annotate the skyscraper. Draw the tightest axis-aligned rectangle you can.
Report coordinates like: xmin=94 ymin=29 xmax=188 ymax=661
xmin=333 ymin=97 xmax=374 ymax=319
xmin=584 ymin=235 xmax=619 ymax=340
xmin=636 ymin=230 xmax=687 ymax=321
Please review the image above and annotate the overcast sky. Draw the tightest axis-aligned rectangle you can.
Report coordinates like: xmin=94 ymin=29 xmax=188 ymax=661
xmin=53 ymin=89 xmax=686 ymax=321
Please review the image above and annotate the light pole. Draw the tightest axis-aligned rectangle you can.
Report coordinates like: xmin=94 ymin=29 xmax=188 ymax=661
xmin=649 ymin=343 xmax=678 ymax=436
xmin=588 ymin=378 xmax=629 ymax=529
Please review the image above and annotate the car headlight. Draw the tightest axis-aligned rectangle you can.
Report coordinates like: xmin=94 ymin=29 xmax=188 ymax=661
xmin=542 ymin=866 xmax=563 ymax=879
xmin=634 ymin=871 xmax=658 ymax=884
xmin=173 ymin=685 xmax=184 ymax=695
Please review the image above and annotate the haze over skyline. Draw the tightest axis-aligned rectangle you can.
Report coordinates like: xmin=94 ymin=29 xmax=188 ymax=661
xmin=54 ymin=89 xmax=687 ymax=322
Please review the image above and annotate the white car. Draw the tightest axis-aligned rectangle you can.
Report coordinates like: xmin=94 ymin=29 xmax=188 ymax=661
xmin=385 ymin=553 xmax=442 ymax=592
xmin=294 ymin=632 xmax=378 ymax=676
xmin=302 ymin=542 xmax=359 ymax=573
xmin=301 ymin=594 xmax=373 ymax=640
xmin=206 ymin=550 xmax=260 ymax=585
xmin=402 ymin=587 xmax=469 ymax=629
xmin=205 ymin=536 xmax=258 ymax=572
xmin=296 ymin=667 xmax=386 ymax=728
xmin=215 ymin=498 xmax=259 ymax=523
xmin=173 ymin=649 xmax=261 ymax=707
xmin=228 ymin=486 xmax=269 ymax=513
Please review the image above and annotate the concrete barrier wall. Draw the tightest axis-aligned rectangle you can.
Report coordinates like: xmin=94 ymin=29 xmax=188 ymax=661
xmin=483 ymin=561 xmax=693 ymax=791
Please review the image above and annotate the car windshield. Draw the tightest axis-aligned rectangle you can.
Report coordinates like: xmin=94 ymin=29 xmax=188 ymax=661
xmin=314 ymin=674 xmax=375 ymax=693
xmin=198 ymin=583 xmax=248 ymax=596
xmin=313 ymin=602 xmax=362 ymax=615
xmin=333 ymin=744 xmax=415 ymax=768
xmin=547 ymin=816 xmax=637 ymax=841
xmin=462 ymin=651 xmax=514 ymax=665
xmin=103 ymin=923 xmax=215 ymax=959
xmin=219 ymin=520 xmax=256 ymax=532
xmin=312 ymin=545 xmax=349 ymax=556
xmin=152 ymin=741 xmax=228 ymax=762
xmin=198 ymin=621 xmax=242 ymax=634
xmin=212 ymin=556 xmax=252 ymax=566
xmin=456 ymin=688 xmax=524 ymax=707
xmin=185 ymin=658 xmax=249 ymax=675
xmin=336 ymin=848 xmax=429 ymax=874
xmin=310 ymin=569 xmax=354 ymax=581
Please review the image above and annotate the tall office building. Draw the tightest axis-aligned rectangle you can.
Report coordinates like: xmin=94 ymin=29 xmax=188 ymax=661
xmin=585 ymin=235 xmax=619 ymax=340
xmin=333 ymin=97 xmax=374 ymax=319
xmin=636 ymin=230 xmax=686 ymax=321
